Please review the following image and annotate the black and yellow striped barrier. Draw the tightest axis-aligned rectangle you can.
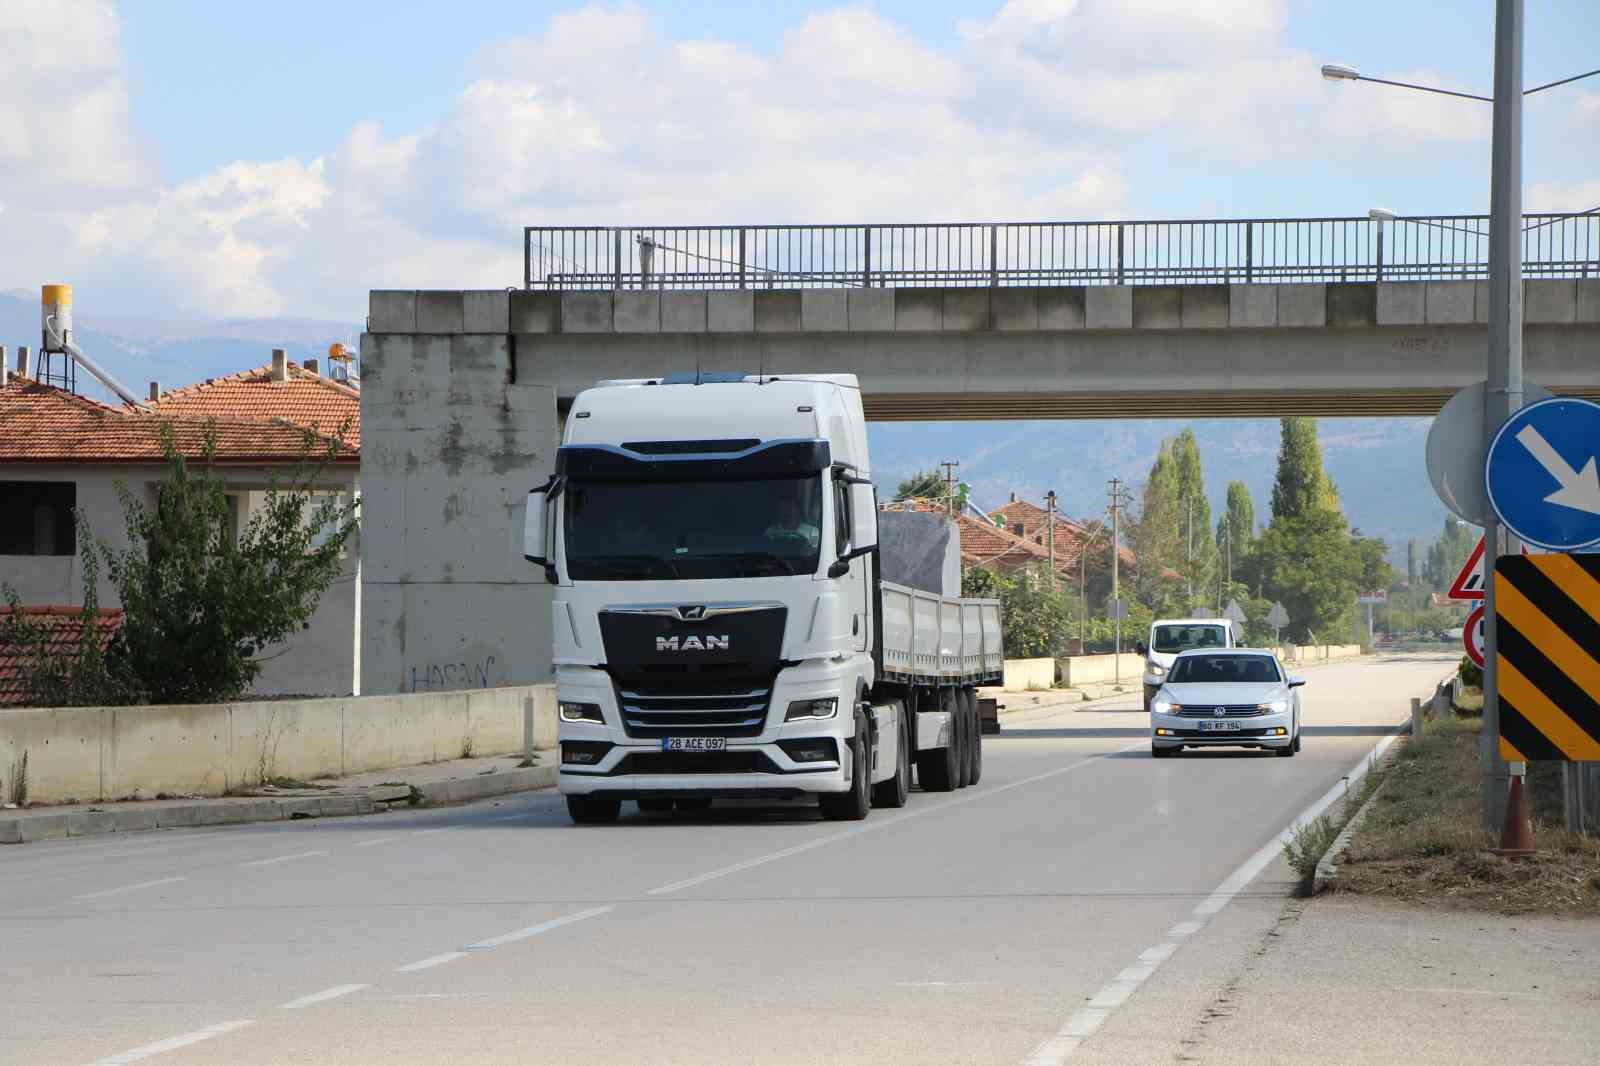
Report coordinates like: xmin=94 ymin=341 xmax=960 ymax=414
xmin=1494 ymin=553 xmax=1600 ymax=762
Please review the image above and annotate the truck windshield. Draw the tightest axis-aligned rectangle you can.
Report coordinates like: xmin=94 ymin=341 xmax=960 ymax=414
xmin=564 ymin=477 xmax=823 ymax=580
xmin=1151 ymin=624 xmax=1228 ymax=653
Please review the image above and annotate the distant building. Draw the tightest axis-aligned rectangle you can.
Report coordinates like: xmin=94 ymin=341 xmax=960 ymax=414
xmin=0 ymin=353 xmax=361 ymax=697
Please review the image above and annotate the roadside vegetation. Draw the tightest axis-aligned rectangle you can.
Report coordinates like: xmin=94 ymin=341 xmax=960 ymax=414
xmin=1333 ymin=717 xmax=1600 ymax=915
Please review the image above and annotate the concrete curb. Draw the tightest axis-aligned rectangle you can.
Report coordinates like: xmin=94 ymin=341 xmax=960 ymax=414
xmin=0 ymin=765 xmax=560 ymax=845
xmin=413 ymin=765 xmax=558 ymax=807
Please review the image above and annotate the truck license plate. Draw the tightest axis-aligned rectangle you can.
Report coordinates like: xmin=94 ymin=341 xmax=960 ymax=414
xmin=662 ymin=737 xmax=727 ymax=752
xmin=1199 ymin=720 xmax=1241 ymax=732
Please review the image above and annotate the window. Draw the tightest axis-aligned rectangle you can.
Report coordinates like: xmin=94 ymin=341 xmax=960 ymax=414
xmin=833 ymin=476 xmax=851 ymax=555
xmin=0 ymin=481 xmax=77 ymax=555
xmin=1151 ymin=623 xmax=1228 ymax=654
xmin=1170 ymin=655 xmax=1281 ymax=684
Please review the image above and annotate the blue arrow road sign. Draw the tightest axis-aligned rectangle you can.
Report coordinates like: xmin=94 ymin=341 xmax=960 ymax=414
xmin=1485 ymin=397 xmax=1600 ymax=551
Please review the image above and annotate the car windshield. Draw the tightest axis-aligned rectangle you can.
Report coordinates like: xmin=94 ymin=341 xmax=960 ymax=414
xmin=564 ymin=476 xmax=823 ymax=580
xmin=1151 ymin=623 xmax=1228 ymax=653
xmin=1169 ymin=655 xmax=1281 ymax=684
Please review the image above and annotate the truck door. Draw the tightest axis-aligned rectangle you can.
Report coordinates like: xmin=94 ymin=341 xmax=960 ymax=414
xmin=834 ymin=475 xmax=870 ymax=653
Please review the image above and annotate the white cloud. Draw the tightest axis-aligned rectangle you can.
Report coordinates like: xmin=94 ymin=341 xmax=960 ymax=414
xmin=2 ymin=1 xmax=1591 ymax=320
xmin=1527 ymin=182 xmax=1600 ymax=213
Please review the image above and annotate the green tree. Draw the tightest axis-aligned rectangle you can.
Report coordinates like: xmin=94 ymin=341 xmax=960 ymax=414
xmin=95 ymin=423 xmax=358 ymax=704
xmin=1423 ymin=515 xmax=1478 ymax=592
xmin=962 ymin=565 xmax=1071 ymax=659
xmin=894 ymin=470 xmax=945 ymax=501
xmin=1134 ymin=429 xmax=1216 ymax=614
xmin=1254 ymin=419 xmax=1360 ymax=641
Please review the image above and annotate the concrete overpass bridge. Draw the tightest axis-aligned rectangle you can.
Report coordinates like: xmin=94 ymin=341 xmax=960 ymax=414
xmin=358 ymin=214 xmax=1598 ymax=693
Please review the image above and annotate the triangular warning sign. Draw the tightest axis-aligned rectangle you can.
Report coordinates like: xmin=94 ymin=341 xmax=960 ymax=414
xmin=1448 ymin=537 xmax=1486 ymax=601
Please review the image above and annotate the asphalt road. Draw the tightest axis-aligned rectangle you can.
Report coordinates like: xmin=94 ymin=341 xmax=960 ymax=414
xmin=0 ymin=654 xmax=1455 ymax=1066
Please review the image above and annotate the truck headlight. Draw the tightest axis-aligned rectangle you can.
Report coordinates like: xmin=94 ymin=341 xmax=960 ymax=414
xmin=559 ymin=700 xmax=604 ymax=723
xmin=1257 ymin=699 xmax=1290 ymax=714
xmin=785 ymin=697 xmax=838 ymax=721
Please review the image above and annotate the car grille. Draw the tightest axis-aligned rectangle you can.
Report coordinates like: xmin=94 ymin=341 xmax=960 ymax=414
xmin=615 ymin=684 xmax=772 ymax=738
xmin=1171 ymin=728 xmax=1273 ymax=739
xmin=1175 ymin=704 xmax=1266 ymax=718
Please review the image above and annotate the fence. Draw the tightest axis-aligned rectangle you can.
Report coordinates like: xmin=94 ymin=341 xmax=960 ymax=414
xmin=526 ymin=213 xmax=1600 ymax=291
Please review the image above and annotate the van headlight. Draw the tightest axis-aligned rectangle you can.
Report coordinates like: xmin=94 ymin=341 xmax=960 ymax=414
xmin=559 ymin=700 xmax=604 ymax=723
xmin=1147 ymin=662 xmax=1166 ymax=676
xmin=785 ymin=697 xmax=838 ymax=721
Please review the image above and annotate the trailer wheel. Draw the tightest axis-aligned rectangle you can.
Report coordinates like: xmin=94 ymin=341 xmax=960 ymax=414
xmin=916 ymin=691 xmax=959 ymax=792
xmin=953 ymin=689 xmax=972 ymax=789
xmin=567 ymin=795 xmax=622 ymax=824
xmin=821 ymin=720 xmax=872 ymax=821
xmin=964 ymin=688 xmax=983 ymax=786
xmin=871 ymin=700 xmax=910 ymax=809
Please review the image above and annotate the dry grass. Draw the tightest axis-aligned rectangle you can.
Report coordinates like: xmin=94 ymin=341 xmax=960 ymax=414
xmin=1335 ymin=717 xmax=1600 ymax=914
xmin=1453 ymin=685 xmax=1484 ymax=714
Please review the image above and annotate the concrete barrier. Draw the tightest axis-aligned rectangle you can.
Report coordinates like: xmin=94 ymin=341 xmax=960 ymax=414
xmin=1002 ymin=658 xmax=1056 ymax=691
xmin=1279 ymin=643 xmax=1362 ymax=663
xmin=0 ymin=685 xmax=557 ymax=805
xmin=1057 ymin=653 xmax=1146 ymax=688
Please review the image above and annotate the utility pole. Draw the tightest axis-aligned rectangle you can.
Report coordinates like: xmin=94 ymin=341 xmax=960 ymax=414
xmin=1481 ymin=0 xmax=1524 ymax=834
xmin=1107 ymin=479 xmax=1129 ymax=657
xmin=940 ymin=461 xmax=960 ymax=516
xmin=1184 ymin=494 xmax=1194 ymax=607
xmin=1045 ymin=490 xmax=1058 ymax=590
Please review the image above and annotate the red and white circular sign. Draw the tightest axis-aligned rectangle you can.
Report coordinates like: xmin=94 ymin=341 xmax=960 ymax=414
xmin=1464 ymin=603 xmax=1486 ymax=669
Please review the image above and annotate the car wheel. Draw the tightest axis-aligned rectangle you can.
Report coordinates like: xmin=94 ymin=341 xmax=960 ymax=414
xmin=1151 ymin=744 xmax=1172 ymax=759
xmin=1275 ymin=741 xmax=1295 ymax=758
xmin=566 ymin=795 xmax=622 ymax=824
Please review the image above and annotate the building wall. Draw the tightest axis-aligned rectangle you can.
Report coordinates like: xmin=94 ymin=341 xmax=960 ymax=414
xmin=358 ymin=329 xmax=559 ymax=695
xmin=0 ymin=463 xmax=359 ymax=697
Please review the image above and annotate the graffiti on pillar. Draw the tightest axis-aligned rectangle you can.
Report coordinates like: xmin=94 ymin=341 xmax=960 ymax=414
xmin=402 ymin=655 xmax=499 ymax=693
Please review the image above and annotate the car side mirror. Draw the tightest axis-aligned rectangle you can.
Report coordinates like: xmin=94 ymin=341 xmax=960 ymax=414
xmin=1288 ymin=677 xmax=1306 ymax=688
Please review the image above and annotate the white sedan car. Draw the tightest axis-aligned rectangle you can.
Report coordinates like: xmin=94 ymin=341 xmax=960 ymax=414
xmin=1149 ymin=649 xmax=1304 ymax=758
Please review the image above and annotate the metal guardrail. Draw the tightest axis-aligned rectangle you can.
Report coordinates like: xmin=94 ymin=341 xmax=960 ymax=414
xmin=525 ymin=213 xmax=1599 ymax=290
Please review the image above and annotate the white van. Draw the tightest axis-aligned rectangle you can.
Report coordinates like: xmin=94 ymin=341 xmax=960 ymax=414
xmin=1137 ymin=617 xmax=1239 ymax=711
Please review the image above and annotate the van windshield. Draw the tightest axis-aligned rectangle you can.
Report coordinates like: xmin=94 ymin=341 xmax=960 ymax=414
xmin=1151 ymin=624 xmax=1228 ymax=654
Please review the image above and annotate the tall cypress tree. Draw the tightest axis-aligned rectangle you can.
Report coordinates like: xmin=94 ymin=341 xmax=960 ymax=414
xmin=1256 ymin=418 xmax=1359 ymax=641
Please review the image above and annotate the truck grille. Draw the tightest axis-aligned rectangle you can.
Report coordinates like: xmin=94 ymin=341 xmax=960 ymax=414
xmin=616 ymin=684 xmax=773 ymax=738
xmin=1175 ymin=704 xmax=1265 ymax=718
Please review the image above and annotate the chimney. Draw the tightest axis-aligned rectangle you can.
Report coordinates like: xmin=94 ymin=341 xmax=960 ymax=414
xmin=1009 ymin=492 xmax=1016 ymax=502
xmin=16 ymin=345 xmax=30 ymax=377
xmin=0 ymin=345 xmax=8 ymax=387
xmin=303 ymin=357 xmax=319 ymax=377
xmin=270 ymin=348 xmax=288 ymax=383
xmin=148 ymin=381 xmax=161 ymax=401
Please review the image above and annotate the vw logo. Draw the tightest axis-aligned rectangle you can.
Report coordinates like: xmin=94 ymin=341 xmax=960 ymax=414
xmin=1213 ymin=706 xmax=1227 ymax=718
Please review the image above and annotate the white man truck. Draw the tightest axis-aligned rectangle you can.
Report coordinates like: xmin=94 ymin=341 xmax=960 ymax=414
xmin=522 ymin=372 xmax=1003 ymax=825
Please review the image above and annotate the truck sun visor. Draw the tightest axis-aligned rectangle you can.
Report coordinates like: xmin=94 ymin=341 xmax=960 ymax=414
xmin=556 ymin=438 xmax=831 ymax=481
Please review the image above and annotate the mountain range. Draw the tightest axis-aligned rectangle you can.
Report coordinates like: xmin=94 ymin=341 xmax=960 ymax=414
xmin=0 ymin=291 xmax=1451 ymax=559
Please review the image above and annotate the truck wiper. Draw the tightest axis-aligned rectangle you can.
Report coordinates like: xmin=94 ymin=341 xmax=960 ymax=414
xmin=709 ymin=552 xmax=797 ymax=576
xmin=576 ymin=554 xmax=678 ymax=578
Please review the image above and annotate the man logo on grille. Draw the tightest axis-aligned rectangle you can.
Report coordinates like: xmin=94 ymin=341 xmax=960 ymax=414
xmin=656 ymin=634 xmax=730 ymax=652
xmin=1213 ymin=706 xmax=1227 ymax=718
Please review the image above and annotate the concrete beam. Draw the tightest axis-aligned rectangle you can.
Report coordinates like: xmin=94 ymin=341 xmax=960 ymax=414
xmin=1278 ymin=284 xmax=1327 ymax=328
xmin=1037 ymin=288 xmax=1086 ymax=329
xmin=1526 ymin=279 xmax=1576 ymax=323
xmin=801 ymin=290 xmax=849 ymax=332
xmin=1376 ymin=282 xmax=1425 ymax=326
xmin=1229 ymin=284 xmax=1277 ymax=328
xmin=1425 ymin=282 xmax=1474 ymax=325
xmin=661 ymin=292 xmax=707 ymax=332
xmin=1181 ymin=285 xmax=1228 ymax=329
xmin=942 ymin=289 xmax=990 ymax=331
xmin=708 ymin=291 xmax=753 ymax=332
xmin=509 ymin=291 xmax=559 ymax=333
xmin=614 ymin=292 xmax=660 ymax=333
xmin=1132 ymin=287 xmax=1181 ymax=329
xmin=848 ymin=290 xmax=895 ymax=331
xmin=370 ymin=291 xmax=417 ymax=333
xmin=754 ymin=290 xmax=801 ymax=333
xmin=561 ymin=293 xmax=613 ymax=333
xmin=463 ymin=291 xmax=509 ymax=333
xmin=1327 ymin=283 xmax=1376 ymax=327
xmin=895 ymin=290 xmax=941 ymax=331
xmin=1579 ymin=279 xmax=1600 ymax=323
xmin=417 ymin=291 xmax=465 ymax=334
xmin=1085 ymin=286 xmax=1132 ymax=329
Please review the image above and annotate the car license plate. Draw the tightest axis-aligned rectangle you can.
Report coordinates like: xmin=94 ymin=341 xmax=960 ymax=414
xmin=1199 ymin=720 xmax=1241 ymax=732
xmin=662 ymin=737 xmax=727 ymax=752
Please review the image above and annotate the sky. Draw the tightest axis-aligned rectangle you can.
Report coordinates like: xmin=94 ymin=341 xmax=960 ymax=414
xmin=2 ymin=0 xmax=1597 ymax=320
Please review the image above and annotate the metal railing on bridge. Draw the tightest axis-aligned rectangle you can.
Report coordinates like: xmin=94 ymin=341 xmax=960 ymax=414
xmin=525 ymin=213 xmax=1599 ymax=291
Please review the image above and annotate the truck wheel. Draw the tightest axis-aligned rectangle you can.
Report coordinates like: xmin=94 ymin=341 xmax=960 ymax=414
xmin=637 ymin=798 xmax=673 ymax=813
xmin=871 ymin=700 xmax=910 ymax=809
xmin=821 ymin=727 xmax=872 ymax=821
xmin=566 ymin=795 xmax=621 ymax=824
xmin=915 ymin=698 xmax=959 ymax=793
xmin=964 ymin=688 xmax=983 ymax=786
xmin=952 ymin=689 xmax=971 ymax=789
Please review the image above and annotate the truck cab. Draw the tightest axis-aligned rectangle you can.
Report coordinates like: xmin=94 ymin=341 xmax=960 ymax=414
xmin=1138 ymin=617 xmax=1239 ymax=711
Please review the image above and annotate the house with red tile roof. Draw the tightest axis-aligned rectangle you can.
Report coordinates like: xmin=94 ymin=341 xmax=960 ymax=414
xmin=0 ymin=606 xmax=123 ymax=706
xmin=0 ymin=349 xmax=361 ymax=698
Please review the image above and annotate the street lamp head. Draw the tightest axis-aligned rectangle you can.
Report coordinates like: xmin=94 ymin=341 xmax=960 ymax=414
xmin=1368 ymin=207 xmax=1396 ymax=222
xmin=1321 ymin=63 xmax=1360 ymax=81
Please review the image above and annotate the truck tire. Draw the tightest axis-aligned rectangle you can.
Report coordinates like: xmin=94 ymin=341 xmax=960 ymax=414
xmin=820 ymin=725 xmax=872 ymax=821
xmin=964 ymin=688 xmax=983 ymax=786
xmin=871 ymin=700 xmax=910 ymax=809
xmin=952 ymin=689 xmax=971 ymax=789
xmin=567 ymin=795 xmax=621 ymax=824
xmin=916 ymin=696 xmax=959 ymax=792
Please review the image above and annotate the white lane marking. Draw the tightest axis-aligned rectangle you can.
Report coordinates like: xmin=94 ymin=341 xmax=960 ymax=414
xmin=895 ymin=980 xmax=985 ymax=988
xmin=352 ymin=837 xmax=398 ymax=848
xmin=75 ymin=877 xmax=186 ymax=901
xmin=411 ymin=827 xmax=457 ymax=836
xmin=396 ymin=951 xmax=468 ymax=973
xmin=238 ymin=850 xmax=328 ymax=868
xmin=85 ymin=1019 xmax=254 ymax=1064
xmin=392 ymin=993 xmax=479 ymax=1000
xmin=277 ymin=984 xmax=368 ymax=1009
xmin=1023 ymin=724 xmax=1409 ymax=1066
xmin=1394 ymin=986 xmax=1539 ymax=997
xmin=464 ymin=906 xmax=613 ymax=950
xmin=649 ymin=744 xmax=1144 ymax=896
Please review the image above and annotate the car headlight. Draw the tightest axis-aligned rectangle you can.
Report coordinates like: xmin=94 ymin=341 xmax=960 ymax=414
xmin=1153 ymin=700 xmax=1180 ymax=715
xmin=1257 ymin=699 xmax=1290 ymax=714
xmin=559 ymin=700 xmax=604 ymax=723
xmin=785 ymin=697 xmax=838 ymax=721
xmin=1148 ymin=662 xmax=1166 ymax=676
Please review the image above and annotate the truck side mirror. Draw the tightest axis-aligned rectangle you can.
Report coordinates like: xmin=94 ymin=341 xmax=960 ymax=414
xmin=849 ymin=481 xmax=877 ymax=553
xmin=523 ymin=484 xmax=557 ymax=584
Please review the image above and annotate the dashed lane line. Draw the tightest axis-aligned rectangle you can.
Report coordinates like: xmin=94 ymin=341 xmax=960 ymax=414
xmin=84 ymin=1020 xmax=255 ymax=1065
xmin=74 ymin=877 xmax=186 ymax=901
xmin=1022 ymin=726 xmax=1406 ymax=1065
xmin=277 ymin=984 xmax=369 ymax=1010
xmin=395 ymin=951 xmax=469 ymax=973
xmin=237 ymin=850 xmax=328 ymax=868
